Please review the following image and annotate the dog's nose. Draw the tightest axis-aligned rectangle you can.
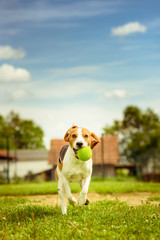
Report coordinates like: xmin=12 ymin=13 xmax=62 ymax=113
xmin=76 ymin=142 xmax=83 ymax=148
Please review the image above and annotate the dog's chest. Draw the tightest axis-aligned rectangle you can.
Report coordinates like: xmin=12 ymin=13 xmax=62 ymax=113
xmin=64 ymin=166 xmax=89 ymax=182
xmin=62 ymin=149 xmax=92 ymax=182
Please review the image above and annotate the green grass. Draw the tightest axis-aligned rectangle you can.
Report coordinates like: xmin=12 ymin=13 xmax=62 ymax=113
xmin=0 ymin=197 xmax=160 ymax=240
xmin=0 ymin=179 xmax=160 ymax=196
xmin=148 ymin=196 xmax=160 ymax=202
xmin=1 ymin=180 xmax=160 ymax=239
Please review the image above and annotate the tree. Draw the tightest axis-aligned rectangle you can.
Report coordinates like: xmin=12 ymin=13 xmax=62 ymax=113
xmin=103 ymin=106 xmax=160 ymax=163
xmin=0 ymin=115 xmax=7 ymax=149
xmin=0 ymin=111 xmax=45 ymax=149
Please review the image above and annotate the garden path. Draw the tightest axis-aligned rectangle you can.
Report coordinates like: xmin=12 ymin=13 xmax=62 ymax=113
xmin=24 ymin=192 xmax=160 ymax=206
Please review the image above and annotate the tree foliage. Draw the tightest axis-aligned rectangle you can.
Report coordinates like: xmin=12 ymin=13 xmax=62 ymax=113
xmin=103 ymin=106 xmax=160 ymax=162
xmin=0 ymin=111 xmax=45 ymax=150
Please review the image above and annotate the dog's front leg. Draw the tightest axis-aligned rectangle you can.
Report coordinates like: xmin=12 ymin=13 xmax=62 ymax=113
xmin=58 ymin=178 xmax=67 ymax=215
xmin=63 ymin=176 xmax=77 ymax=206
xmin=78 ymin=175 xmax=91 ymax=206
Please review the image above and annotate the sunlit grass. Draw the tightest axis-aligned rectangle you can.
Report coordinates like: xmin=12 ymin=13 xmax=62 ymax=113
xmin=147 ymin=196 xmax=160 ymax=201
xmin=0 ymin=197 xmax=160 ymax=239
xmin=0 ymin=179 xmax=160 ymax=196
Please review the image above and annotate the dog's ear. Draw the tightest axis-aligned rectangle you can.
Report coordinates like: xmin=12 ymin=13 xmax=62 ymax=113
xmin=64 ymin=125 xmax=78 ymax=142
xmin=91 ymin=132 xmax=100 ymax=149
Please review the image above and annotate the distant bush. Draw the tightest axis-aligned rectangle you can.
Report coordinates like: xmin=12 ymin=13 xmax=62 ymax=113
xmin=0 ymin=179 xmax=6 ymax=184
xmin=116 ymin=168 xmax=129 ymax=177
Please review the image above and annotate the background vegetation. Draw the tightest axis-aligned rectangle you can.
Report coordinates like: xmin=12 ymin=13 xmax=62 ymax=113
xmin=103 ymin=105 xmax=160 ymax=167
xmin=0 ymin=179 xmax=160 ymax=196
xmin=0 ymin=111 xmax=45 ymax=149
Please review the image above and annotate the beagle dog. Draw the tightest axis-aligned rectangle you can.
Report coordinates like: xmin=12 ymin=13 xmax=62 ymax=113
xmin=55 ymin=125 xmax=100 ymax=215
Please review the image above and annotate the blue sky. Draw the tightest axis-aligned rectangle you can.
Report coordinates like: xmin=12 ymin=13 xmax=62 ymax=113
xmin=0 ymin=0 xmax=160 ymax=148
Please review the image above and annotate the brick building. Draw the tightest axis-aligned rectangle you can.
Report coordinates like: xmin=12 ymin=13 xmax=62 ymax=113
xmin=48 ymin=135 xmax=119 ymax=178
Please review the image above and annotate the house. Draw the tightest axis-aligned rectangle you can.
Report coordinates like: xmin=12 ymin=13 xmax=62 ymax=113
xmin=0 ymin=149 xmax=15 ymax=160
xmin=25 ymin=168 xmax=54 ymax=182
xmin=0 ymin=149 xmax=15 ymax=180
xmin=48 ymin=135 xmax=119 ymax=179
xmin=0 ymin=149 xmax=51 ymax=181
xmin=139 ymin=150 xmax=160 ymax=182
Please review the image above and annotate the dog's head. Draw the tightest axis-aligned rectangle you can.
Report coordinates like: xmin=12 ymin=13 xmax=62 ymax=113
xmin=64 ymin=125 xmax=100 ymax=152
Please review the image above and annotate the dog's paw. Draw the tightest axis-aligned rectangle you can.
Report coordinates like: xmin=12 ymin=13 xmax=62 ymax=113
xmin=78 ymin=192 xmax=87 ymax=206
xmin=61 ymin=202 xmax=67 ymax=215
xmin=85 ymin=198 xmax=90 ymax=205
xmin=68 ymin=196 xmax=77 ymax=206
xmin=62 ymin=206 xmax=67 ymax=215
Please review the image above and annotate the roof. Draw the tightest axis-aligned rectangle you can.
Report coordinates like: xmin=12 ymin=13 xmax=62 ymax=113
xmin=10 ymin=149 xmax=48 ymax=161
xmin=0 ymin=150 xmax=15 ymax=160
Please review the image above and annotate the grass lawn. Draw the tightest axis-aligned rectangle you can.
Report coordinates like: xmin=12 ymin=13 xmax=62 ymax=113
xmin=0 ymin=197 xmax=160 ymax=239
xmin=147 ymin=196 xmax=160 ymax=202
xmin=0 ymin=179 xmax=160 ymax=239
xmin=0 ymin=178 xmax=160 ymax=196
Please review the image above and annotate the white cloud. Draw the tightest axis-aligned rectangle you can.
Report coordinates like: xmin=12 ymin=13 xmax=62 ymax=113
xmin=0 ymin=64 xmax=31 ymax=82
xmin=0 ymin=85 xmax=31 ymax=103
xmin=111 ymin=22 xmax=147 ymax=36
xmin=50 ymin=61 xmax=127 ymax=79
xmin=51 ymin=65 xmax=101 ymax=77
xmin=12 ymin=89 xmax=30 ymax=100
xmin=105 ymin=90 xmax=126 ymax=98
xmin=0 ymin=1 xmax=120 ymax=26
xmin=0 ymin=46 xmax=25 ymax=59
xmin=33 ymin=78 xmax=102 ymax=100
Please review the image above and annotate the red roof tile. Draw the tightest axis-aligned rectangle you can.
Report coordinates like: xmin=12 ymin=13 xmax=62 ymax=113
xmin=0 ymin=150 xmax=15 ymax=160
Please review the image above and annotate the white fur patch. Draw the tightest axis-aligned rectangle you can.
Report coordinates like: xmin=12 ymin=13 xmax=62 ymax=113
xmin=73 ymin=128 xmax=87 ymax=149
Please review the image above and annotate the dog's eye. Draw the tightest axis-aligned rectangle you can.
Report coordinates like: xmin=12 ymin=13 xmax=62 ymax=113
xmin=72 ymin=134 xmax=77 ymax=138
xmin=84 ymin=134 xmax=88 ymax=138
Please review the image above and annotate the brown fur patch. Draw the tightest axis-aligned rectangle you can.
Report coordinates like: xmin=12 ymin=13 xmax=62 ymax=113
xmin=58 ymin=161 xmax=63 ymax=171
xmin=64 ymin=126 xmax=100 ymax=149
xmin=82 ymin=128 xmax=92 ymax=146
xmin=82 ymin=128 xmax=100 ymax=149
xmin=91 ymin=132 xmax=100 ymax=149
xmin=64 ymin=127 xmax=78 ymax=148
xmin=55 ymin=167 xmax=58 ymax=181
xmin=55 ymin=162 xmax=63 ymax=182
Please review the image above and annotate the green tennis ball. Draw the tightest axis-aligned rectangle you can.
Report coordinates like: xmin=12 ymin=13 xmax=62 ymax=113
xmin=77 ymin=146 xmax=92 ymax=161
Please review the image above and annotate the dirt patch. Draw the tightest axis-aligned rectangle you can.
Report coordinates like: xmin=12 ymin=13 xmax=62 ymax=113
xmin=23 ymin=192 xmax=160 ymax=206
xmin=106 ymin=192 xmax=160 ymax=206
